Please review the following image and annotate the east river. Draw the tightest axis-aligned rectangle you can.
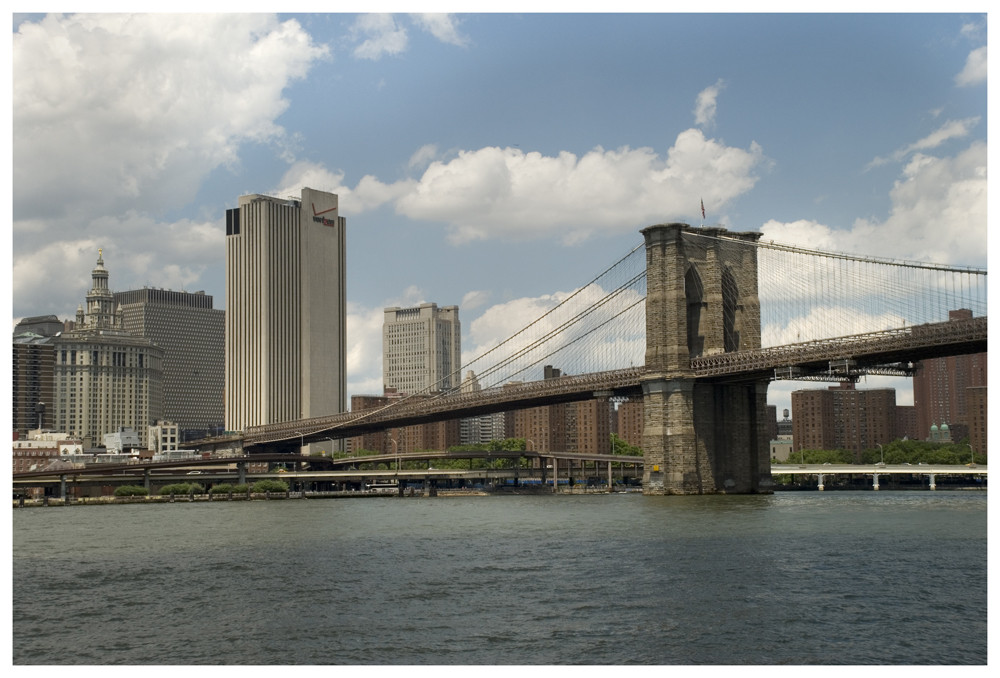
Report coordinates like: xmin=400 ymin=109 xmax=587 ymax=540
xmin=12 ymin=491 xmax=987 ymax=665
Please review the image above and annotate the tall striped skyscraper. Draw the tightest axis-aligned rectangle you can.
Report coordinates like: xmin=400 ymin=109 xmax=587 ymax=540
xmin=224 ymin=188 xmax=346 ymax=433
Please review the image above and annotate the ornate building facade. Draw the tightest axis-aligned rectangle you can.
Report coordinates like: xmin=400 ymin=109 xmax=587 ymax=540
xmin=52 ymin=251 xmax=164 ymax=447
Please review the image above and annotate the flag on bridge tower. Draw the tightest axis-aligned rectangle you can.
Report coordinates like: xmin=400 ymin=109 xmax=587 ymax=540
xmin=700 ymin=198 xmax=705 ymax=223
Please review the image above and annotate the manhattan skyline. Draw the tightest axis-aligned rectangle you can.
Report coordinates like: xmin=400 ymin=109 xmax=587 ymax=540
xmin=10 ymin=11 xmax=988 ymax=414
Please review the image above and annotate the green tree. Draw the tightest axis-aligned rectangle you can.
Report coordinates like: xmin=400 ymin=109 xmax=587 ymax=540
xmin=251 ymin=479 xmax=289 ymax=493
xmin=113 ymin=485 xmax=148 ymax=497
xmin=611 ymin=433 xmax=642 ymax=456
xmin=489 ymin=438 xmax=526 ymax=452
xmin=158 ymin=482 xmax=204 ymax=495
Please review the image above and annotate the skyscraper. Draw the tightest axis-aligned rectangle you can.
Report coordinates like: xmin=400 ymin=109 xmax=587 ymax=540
xmin=224 ymin=188 xmax=346 ymax=432
xmin=12 ymin=324 xmax=57 ymax=436
xmin=377 ymin=303 xmax=462 ymax=454
xmin=115 ymin=288 xmax=225 ymax=439
xmin=52 ymin=251 xmax=164 ymax=447
xmin=382 ymin=303 xmax=461 ymax=395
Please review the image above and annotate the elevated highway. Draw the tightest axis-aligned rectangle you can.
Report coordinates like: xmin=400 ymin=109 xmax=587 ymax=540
xmin=14 ymin=453 xmax=985 ymax=497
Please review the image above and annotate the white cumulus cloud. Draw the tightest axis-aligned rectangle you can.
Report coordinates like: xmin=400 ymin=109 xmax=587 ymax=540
xmin=393 ymin=129 xmax=764 ymax=244
xmin=764 ymin=141 xmax=985 ymax=267
xmin=13 ymin=14 xmax=328 ymax=222
xmin=694 ymin=79 xmax=725 ymax=128
xmin=955 ymin=45 xmax=987 ymax=87
xmin=351 ymin=14 xmax=408 ymax=60
xmin=12 ymin=13 xmax=329 ymax=319
xmin=346 ymin=302 xmax=388 ymax=398
xmin=867 ymin=117 xmax=980 ymax=170
xmin=411 ymin=13 xmax=469 ymax=47
xmin=271 ymin=161 xmax=415 ymax=215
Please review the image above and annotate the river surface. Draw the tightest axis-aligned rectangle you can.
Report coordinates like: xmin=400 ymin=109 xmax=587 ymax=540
xmin=12 ymin=491 xmax=987 ymax=665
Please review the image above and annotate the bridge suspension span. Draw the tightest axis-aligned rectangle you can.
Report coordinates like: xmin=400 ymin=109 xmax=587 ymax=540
xmin=246 ymin=224 xmax=986 ymax=463
xmin=452 ymin=229 xmax=986 ymax=389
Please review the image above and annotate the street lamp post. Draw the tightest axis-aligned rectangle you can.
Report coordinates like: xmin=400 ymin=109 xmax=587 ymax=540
xmin=967 ymin=443 xmax=976 ymax=466
xmin=292 ymin=431 xmax=305 ymax=493
xmin=877 ymin=444 xmax=884 ymax=465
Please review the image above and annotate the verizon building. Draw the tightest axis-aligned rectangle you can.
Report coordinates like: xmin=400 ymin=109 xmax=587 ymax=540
xmin=224 ymin=188 xmax=346 ymax=433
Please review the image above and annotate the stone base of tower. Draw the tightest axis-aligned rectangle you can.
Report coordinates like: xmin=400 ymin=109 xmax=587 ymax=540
xmin=641 ymin=377 xmax=773 ymax=495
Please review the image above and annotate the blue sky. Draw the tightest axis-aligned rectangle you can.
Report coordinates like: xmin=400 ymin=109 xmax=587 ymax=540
xmin=9 ymin=10 xmax=989 ymax=413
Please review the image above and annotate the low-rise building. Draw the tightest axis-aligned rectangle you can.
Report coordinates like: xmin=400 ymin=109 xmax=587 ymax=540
xmin=148 ymin=420 xmax=180 ymax=454
xmin=770 ymin=438 xmax=794 ymax=462
xmin=103 ymin=427 xmax=144 ymax=453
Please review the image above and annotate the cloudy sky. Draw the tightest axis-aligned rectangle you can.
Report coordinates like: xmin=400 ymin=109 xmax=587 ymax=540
xmin=9 ymin=10 xmax=989 ymax=415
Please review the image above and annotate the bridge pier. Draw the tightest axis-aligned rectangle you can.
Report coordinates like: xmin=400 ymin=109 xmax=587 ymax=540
xmin=928 ymin=473 xmax=936 ymax=490
xmin=642 ymin=378 xmax=771 ymax=494
xmin=817 ymin=473 xmax=825 ymax=491
xmin=640 ymin=223 xmax=772 ymax=495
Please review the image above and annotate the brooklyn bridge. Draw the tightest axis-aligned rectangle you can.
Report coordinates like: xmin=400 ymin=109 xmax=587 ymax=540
xmin=239 ymin=222 xmax=986 ymax=495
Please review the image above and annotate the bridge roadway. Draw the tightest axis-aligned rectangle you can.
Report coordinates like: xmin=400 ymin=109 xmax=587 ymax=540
xmin=244 ymin=316 xmax=987 ymax=448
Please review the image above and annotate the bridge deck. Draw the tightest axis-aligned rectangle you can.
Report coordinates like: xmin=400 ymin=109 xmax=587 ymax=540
xmin=242 ymin=316 xmax=985 ymax=447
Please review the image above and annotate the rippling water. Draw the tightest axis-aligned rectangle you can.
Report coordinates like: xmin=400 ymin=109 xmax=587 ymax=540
xmin=12 ymin=491 xmax=987 ymax=665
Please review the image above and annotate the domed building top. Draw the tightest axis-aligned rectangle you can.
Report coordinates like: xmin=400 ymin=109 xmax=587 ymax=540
xmin=92 ymin=248 xmax=107 ymax=271
xmin=82 ymin=249 xmax=119 ymax=330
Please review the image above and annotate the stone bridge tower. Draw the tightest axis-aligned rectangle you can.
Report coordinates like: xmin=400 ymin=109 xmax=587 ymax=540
xmin=641 ymin=223 xmax=772 ymax=494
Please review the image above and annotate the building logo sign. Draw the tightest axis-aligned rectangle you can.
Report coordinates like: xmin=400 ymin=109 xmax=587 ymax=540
xmin=312 ymin=202 xmax=338 ymax=226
